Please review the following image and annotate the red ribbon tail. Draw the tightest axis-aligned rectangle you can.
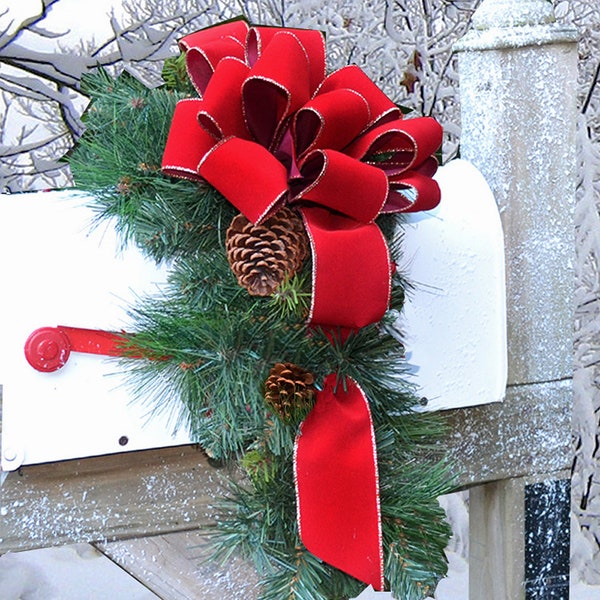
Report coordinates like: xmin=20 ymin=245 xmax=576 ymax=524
xmin=301 ymin=207 xmax=391 ymax=330
xmin=294 ymin=374 xmax=384 ymax=590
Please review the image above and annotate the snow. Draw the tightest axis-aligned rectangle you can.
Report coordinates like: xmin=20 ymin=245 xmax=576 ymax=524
xmin=572 ymin=581 xmax=600 ymax=600
xmin=2 ymin=0 xmax=120 ymax=42
xmin=0 ymin=544 xmax=158 ymax=599
xmin=434 ymin=553 xmax=600 ymax=600
xmin=3 ymin=543 xmax=600 ymax=599
xmin=350 ymin=551 xmax=600 ymax=600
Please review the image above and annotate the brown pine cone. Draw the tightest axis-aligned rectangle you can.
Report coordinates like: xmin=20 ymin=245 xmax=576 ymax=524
xmin=225 ymin=207 xmax=309 ymax=296
xmin=264 ymin=362 xmax=316 ymax=422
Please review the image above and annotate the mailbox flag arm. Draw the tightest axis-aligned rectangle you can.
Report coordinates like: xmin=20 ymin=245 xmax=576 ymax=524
xmin=24 ymin=326 xmax=131 ymax=373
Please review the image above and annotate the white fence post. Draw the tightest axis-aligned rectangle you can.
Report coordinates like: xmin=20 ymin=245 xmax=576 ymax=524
xmin=455 ymin=0 xmax=578 ymax=598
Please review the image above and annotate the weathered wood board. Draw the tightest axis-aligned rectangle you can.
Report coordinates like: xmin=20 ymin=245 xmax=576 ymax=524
xmin=0 ymin=445 xmax=230 ymax=553
xmin=0 ymin=378 xmax=571 ymax=554
xmin=440 ymin=380 xmax=572 ymax=488
xmin=469 ymin=471 xmax=571 ymax=600
xmin=97 ymin=530 xmax=261 ymax=600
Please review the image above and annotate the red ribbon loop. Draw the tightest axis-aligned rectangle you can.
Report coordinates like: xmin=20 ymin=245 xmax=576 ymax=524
xmin=162 ymin=99 xmax=214 ymax=179
xmin=199 ymin=137 xmax=288 ymax=223
xmin=293 ymin=89 xmax=371 ymax=159
xmin=197 ymin=57 xmax=250 ymax=140
xmin=295 ymin=150 xmax=388 ymax=225
xmin=346 ymin=117 xmax=443 ymax=176
xmin=180 ymin=20 xmax=249 ymax=95
xmin=243 ymin=32 xmax=312 ymax=149
xmin=387 ymin=167 xmax=442 ymax=213
xmin=248 ymin=26 xmax=326 ymax=93
xmin=317 ymin=65 xmax=401 ymax=128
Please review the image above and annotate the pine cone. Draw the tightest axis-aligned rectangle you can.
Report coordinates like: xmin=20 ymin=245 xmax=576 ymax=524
xmin=264 ymin=362 xmax=316 ymax=422
xmin=226 ymin=207 xmax=309 ymax=296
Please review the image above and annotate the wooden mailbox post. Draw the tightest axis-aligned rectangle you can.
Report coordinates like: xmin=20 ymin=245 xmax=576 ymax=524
xmin=453 ymin=0 xmax=577 ymax=598
xmin=0 ymin=0 xmax=578 ymax=598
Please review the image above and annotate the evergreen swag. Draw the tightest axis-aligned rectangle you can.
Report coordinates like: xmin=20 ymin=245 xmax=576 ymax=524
xmin=68 ymin=59 xmax=453 ymax=599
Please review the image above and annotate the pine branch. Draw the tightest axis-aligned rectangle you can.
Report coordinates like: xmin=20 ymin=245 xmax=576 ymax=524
xmin=71 ymin=65 xmax=453 ymax=600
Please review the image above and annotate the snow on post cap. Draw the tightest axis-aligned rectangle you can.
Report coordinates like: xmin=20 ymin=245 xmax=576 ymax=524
xmin=473 ymin=0 xmax=555 ymax=30
xmin=455 ymin=0 xmax=578 ymax=52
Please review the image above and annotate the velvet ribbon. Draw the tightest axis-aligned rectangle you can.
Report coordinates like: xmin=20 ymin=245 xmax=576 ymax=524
xmin=161 ymin=18 xmax=442 ymax=589
xmin=295 ymin=374 xmax=384 ymax=589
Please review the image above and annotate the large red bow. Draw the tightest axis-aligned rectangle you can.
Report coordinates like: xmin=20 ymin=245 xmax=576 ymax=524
xmin=162 ymin=18 xmax=442 ymax=331
xmin=161 ymin=19 xmax=442 ymax=590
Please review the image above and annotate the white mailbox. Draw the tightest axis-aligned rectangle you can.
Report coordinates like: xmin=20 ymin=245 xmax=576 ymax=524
xmin=401 ymin=159 xmax=507 ymax=411
xmin=0 ymin=160 xmax=505 ymax=471
xmin=0 ymin=191 xmax=192 ymax=472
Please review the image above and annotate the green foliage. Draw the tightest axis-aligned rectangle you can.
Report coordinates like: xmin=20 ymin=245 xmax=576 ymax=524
xmin=162 ymin=53 xmax=196 ymax=94
xmin=69 ymin=69 xmax=453 ymax=600
xmin=242 ymin=449 xmax=279 ymax=486
xmin=69 ymin=68 xmax=230 ymax=264
xmin=269 ymin=271 xmax=312 ymax=321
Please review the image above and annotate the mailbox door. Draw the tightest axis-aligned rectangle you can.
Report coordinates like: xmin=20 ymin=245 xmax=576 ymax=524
xmin=0 ymin=191 xmax=192 ymax=471
xmin=400 ymin=159 xmax=507 ymax=411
